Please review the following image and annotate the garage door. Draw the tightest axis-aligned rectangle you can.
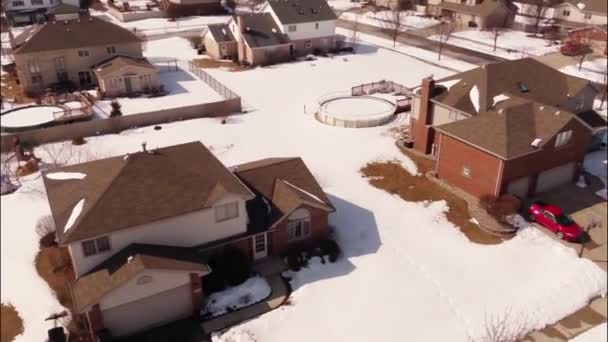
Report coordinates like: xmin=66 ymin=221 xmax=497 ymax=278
xmin=102 ymin=284 xmax=193 ymax=337
xmin=536 ymin=162 xmax=576 ymax=194
xmin=506 ymin=176 xmax=531 ymax=199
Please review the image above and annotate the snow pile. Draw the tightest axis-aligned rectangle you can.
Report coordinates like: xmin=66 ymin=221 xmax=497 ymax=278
xmin=560 ymin=58 xmax=608 ymax=84
xmin=64 ymin=199 xmax=85 ymax=232
xmin=45 ymin=172 xmax=86 ymax=180
xmin=430 ymin=30 xmax=559 ymax=60
xmin=492 ymin=94 xmax=510 ymax=107
xmin=203 ymin=276 xmax=271 ymax=317
xmin=570 ymin=323 xmax=607 ymax=342
xmin=470 ymin=85 xmax=480 ymax=112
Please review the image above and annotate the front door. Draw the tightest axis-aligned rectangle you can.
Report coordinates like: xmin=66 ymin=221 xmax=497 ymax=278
xmin=124 ymin=77 xmax=133 ymax=94
xmin=253 ymin=233 xmax=267 ymax=260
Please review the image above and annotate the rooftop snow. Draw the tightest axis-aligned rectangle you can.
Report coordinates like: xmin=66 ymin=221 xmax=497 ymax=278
xmin=64 ymin=199 xmax=85 ymax=232
xmin=437 ymin=79 xmax=461 ymax=90
xmin=45 ymin=172 xmax=86 ymax=180
xmin=492 ymin=94 xmax=510 ymax=107
xmin=469 ymin=85 xmax=480 ymax=113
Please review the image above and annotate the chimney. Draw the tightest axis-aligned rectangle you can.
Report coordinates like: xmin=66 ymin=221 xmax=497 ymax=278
xmin=412 ymin=76 xmax=436 ymax=155
xmin=141 ymin=142 xmax=147 ymax=152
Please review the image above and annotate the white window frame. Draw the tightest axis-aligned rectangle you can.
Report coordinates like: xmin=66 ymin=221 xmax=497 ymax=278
xmin=28 ymin=60 xmax=40 ymax=73
xmin=461 ymin=166 xmax=471 ymax=178
xmin=563 ymin=10 xmax=570 ymax=16
xmin=214 ymin=201 xmax=239 ymax=222
xmin=288 ymin=25 xmax=297 ymax=32
xmin=78 ymin=50 xmax=89 ymax=57
xmin=106 ymin=46 xmax=116 ymax=54
xmin=12 ymin=1 xmax=25 ymax=6
xmin=287 ymin=219 xmax=311 ymax=242
xmin=555 ymin=130 xmax=573 ymax=148
xmin=31 ymin=0 xmax=44 ymax=5
xmin=81 ymin=236 xmax=111 ymax=257
xmin=584 ymin=13 xmax=592 ymax=19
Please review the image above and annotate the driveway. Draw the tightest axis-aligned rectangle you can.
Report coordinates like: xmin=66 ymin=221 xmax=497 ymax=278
xmin=523 ymin=175 xmax=607 ymax=341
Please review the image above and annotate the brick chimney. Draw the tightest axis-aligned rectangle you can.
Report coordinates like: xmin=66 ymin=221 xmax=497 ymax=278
xmin=412 ymin=76 xmax=436 ymax=154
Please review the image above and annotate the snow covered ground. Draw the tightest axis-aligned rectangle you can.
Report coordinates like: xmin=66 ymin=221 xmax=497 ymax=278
xmin=570 ymin=323 xmax=607 ymax=342
xmin=95 ymin=38 xmax=224 ymax=116
xmin=430 ymin=30 xmax=560 ymax=60
xmin=328 ymin=0 xmax=363 ymax=11
xmin=320 ymin=95 xmax=395 ymax=120
xmin=202 ymin=277 xmax=271 ymax=317
xmin=340 ymin=11 xmax=439 ymax=31
xmin=560 ymin=57 xmax=608 ymax=84
xmin=1 ymin=30 xmax=605 ymax=342
xmin=0 ymin=106 xmax=59 ymax=127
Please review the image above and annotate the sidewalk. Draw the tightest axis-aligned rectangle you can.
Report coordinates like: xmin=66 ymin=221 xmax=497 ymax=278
xmin=201 ymin=273 xmax=290 ymax=334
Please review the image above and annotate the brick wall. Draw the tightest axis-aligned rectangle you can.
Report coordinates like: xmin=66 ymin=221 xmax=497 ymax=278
xmin=271 ymin=205 xmax=330 ymax=256
xmin=436 ymin=133 xmax=502 ymax=198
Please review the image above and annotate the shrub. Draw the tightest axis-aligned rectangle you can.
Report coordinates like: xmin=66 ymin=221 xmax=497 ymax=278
xmin=71 ymin=137 xmax=85 ymax=146
xmin=480 ymin=194 xmax=522 ymax=223
xmin=320 ymin=239 xmax=341 ymax=263
xmin=286 ymin=250 xmax=305 ymax=271
xmin=109 ymin=100 xmax=122 ymax=117
xmin=204 ymin=245 xmax=252 ymax=295
xmin=36 ymin=215 xmax=57 ymax=248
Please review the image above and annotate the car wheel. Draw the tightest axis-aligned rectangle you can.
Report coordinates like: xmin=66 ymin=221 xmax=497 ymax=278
xmin=528 ymin=214 xmax=535 ymax=222
xmin=557 ymin=232 xmax=564 ymax=240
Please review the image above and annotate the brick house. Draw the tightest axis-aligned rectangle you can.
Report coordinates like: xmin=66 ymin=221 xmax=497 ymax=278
xmin=568 ymin=25 xmax=608 ymax=54
xmin=409 ymin=58 xmax=606 ymax=199
xmin=43 ymin=141 xmax=334 ymax=338
xmin=10 ymin=11 xmax=159 ymax=96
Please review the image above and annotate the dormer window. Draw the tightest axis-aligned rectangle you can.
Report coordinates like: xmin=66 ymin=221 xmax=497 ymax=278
xmin=82 ymin=236 xmax=111 ymax=257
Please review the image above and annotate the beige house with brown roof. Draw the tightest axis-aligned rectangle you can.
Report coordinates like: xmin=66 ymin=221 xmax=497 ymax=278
xmin=427 ymin=0 xmax=517 ymax=29
xmin=11 ymin=12 xmax=158 ymax=96
xmin=93 ymin=56 xmax=160 ymax=97
xmin=43 ymin=141 xmax=335 ymax=338
xmin=409 ymin=58 xmax=606 ymax=199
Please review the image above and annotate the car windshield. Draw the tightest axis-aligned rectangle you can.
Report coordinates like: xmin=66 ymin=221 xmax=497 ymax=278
xmin=556 ymin=215 xmax=575 ymax=226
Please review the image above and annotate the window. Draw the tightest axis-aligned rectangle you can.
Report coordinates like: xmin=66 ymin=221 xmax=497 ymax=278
xmin=53 ymin=56 xmax=66 ymax=71
xmin=214 ymin=201 xmax=239 ymax=222
xmin=82 ymin=236 xmax=111 ymax=257
xmin=288 ymin=25 xmax=297 ymax=32
xmin=51 ymin=0 xmax=60 ymax=4
xmin=31 ymin=0 xmax=43 ymax=5
xmin=584 ymin=13 xmax=592 ymax=19
xmin=11 ymin=1 xmax=25 ymax=6
xmin=562 ymin=10 xmax=570 ymax=16
xmin=315 ymin=23 xmax=319 ymax=30
xmin=461 ymin=166 xmax=471 ymax=178
xmin=555 ymin=130 xmax=573 ymax=148
xmin=287 ymin=219 xmax=311 ymax=242
xmin=78 ymin=50 xmax=89 ymax=57
xmin=106 ymin=46 xmax=116 ymax=54
xmin=543 ymin=211 xmax=556 ymax=222
xmin=28 ymin=60 xmax=40 ymax=73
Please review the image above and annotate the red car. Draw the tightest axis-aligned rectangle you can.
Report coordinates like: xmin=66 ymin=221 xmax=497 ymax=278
xmin=528 ymin=201 xmax=582 ymax=242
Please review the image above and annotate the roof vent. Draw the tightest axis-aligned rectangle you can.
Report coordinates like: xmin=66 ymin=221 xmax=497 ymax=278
xmin=531 ymin=138 xmax=542 ymax=147
xmin=517 ymin=81 xmax=529 ymax=93
xmin=141 ymin=141 xmax=147 ymax=152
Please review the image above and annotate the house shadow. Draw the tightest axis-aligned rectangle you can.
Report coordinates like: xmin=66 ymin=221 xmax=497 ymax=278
xmin=284 ymin=194 xmax=380 ymax=287
xmin=156 ymin=66 xmax=197 ymax=96
xmin=352 ymin=41 xmax=380 ymax=55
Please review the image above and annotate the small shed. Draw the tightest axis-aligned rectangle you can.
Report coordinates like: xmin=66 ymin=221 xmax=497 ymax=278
xmin=93 ymin=56 xmax=160 ymax=97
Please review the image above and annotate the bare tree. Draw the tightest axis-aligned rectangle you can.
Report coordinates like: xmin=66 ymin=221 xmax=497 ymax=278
xmin=388 ymin=8 xmax=403 ymax=48
xmin=530 ymin=0 xmax=550 ymax=35
xmin=577 ymin=41 xmax=592 ymax=71
xmin=351 ymin=15 xmax=360 ymax=53
xmin=37 ymin=141 xmax=104 ymax=170
xmin=471 ymin=309 xmax=530 ymax=342
xmin=437 ymin=20 xmax=453 ymax=61
xmin=491 ymin=27 xmax=504 ymax=52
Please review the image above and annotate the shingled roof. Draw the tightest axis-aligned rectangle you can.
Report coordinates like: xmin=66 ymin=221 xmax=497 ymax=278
xmin=233 ymin=158 xmax=334 ymax=226
xmin=266 ymin=0 xmax=337 ymax=25
xmin=13 ymin=14 xmax=143 ymax=54
xmin=43 ymin=141 xmax=253 ymax=244
xmin=92 ymin=55 xmax=157 ymax=78
xmin=435 ymin=97 xmax=585 ymax=159
xmin=235 ymin=13 xmax=291 ymax=48
xmin=432 ymin=58 xmax=593 ymax=115
xmin=207 ymin=23 xmax=236 ymax=43
xmin=72 ymin=246 xmax=210 ymax=312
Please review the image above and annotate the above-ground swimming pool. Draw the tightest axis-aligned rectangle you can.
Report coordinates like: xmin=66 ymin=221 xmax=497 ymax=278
xmin=316 ymin=93 xmax=397 ymax=128
xmin=1 ymin=103 xmax=91 ymax=133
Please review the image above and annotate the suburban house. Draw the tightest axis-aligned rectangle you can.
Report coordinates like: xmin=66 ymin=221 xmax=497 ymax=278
xmin=514 ymin=0 xmax=607 ymax=32
xmin=408 ymin=58 xmax=606 ymax=199
xmin=4 ymin=0 xmax=80 ymax=25
xmin=43 ymin=141 xmax=335 ymax=338
xmin=160 ymin=0 xmax=225 ymax=17
xmin=10 ymin=11 xmax=159 ymax=96
xmin=426 ymin=0 xmax=517 ymax=29
xmin=202 ymin=0 xmax=338 ymax=65
xmin=568 ymin=25 xmax=608 ymax=54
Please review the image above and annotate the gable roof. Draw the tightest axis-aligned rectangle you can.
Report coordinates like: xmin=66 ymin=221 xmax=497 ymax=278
xmin=234 ymin=158 xmax=334 ymax=226
xmin=13 ymin=15 xmax=143 ymax=55
xmin=207 ymin=23 xmax=236 ymax=43
xmin=438 ymin=0 xmax=515 ymax=17
xmin=72 ymin=247 xmax=210 ymax=312
xmin=235 ymin=13 xmax=291 ymax=48
xmin=43 ymin=142 xmax=253 ymax=244
xmin=92 ymin=55 xmax=157 ymax=78
xmin=432 ymin=58 xmax=593 ymax=115
xmin=435 ymin=97 xmax=584 ymax=159
xmin=266 ymin=0 xmax=337 ymax=24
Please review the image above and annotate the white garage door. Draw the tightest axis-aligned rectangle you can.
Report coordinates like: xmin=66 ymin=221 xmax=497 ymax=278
xmin=536 ymin=162 xmax=576 ymax=194
xmin=103 ymin=284 xmax=193 ymax=337
xmin=506 ymin=176 xmax=531 ymax=199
